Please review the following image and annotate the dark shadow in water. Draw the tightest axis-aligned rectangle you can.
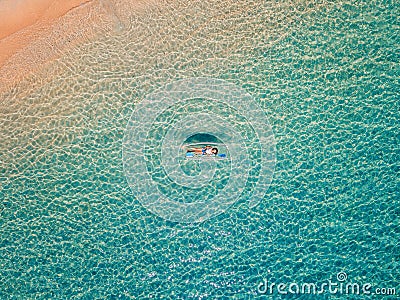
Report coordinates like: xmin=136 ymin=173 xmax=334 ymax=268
xmin=184 ymin=133 xmax=223 ymax=144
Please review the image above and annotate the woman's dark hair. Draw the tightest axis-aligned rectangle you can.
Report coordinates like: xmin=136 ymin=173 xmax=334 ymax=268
xmin=212 ymin=147 xmax=218 ymax=154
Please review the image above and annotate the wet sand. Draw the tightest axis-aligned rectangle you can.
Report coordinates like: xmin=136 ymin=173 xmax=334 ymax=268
xmin=0 ymin=0 xmax=92 ymax=65
xmin=0 ymin=0 xmax=157 ymax=93
xmin=0 ymin=0 xmax=107 ymax=91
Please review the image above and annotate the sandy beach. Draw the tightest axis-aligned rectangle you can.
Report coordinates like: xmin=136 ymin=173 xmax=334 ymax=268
xmin=0 ymin=0 xmax=92 ymax=64
xmin=0 ymin=0 xmax=106 ymax=91
xmin=0 ymin=0 xmax=156 ymax=93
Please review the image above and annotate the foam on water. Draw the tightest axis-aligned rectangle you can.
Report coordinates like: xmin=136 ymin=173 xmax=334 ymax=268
xmin=0 ymin=0 xmax=398 ymax=298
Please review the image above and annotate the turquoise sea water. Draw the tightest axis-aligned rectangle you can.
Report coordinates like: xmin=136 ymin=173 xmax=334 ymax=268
xmin=0 ymin=0 xmax=398 ymax=298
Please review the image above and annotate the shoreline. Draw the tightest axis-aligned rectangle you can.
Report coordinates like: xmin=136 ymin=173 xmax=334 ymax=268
xmin=0 ymin=0 xmax=154 ymax=93
xmin=0 ymin=0 xmax=92 ymax=67
xmin=0 ymin=0 xmax=114 ymax=92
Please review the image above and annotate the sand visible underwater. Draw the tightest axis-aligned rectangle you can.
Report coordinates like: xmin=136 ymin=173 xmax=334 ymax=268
xmin=0 ymin=0 xmax=398 ymax=298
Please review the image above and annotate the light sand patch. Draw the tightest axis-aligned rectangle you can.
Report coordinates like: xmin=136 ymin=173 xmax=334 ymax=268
xmin=0 ymin=0 xmax=111 ymax=92
xmin=0 ymin=0 xmax=92 ymax=62
xmin=0 ymin=0 xmax=154 ymax=92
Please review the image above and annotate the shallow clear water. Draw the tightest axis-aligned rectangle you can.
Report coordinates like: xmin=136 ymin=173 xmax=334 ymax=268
xmin=0 ymin=0 xmax=398 ymax=298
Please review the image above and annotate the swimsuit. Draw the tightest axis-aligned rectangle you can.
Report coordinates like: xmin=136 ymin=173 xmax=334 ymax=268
xmin=202 ymin=147 xmax=213 ymax=155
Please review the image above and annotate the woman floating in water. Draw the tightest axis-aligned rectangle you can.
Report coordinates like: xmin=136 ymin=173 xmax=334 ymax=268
xmin=186 ymin=145 xmax=218 ymax=155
